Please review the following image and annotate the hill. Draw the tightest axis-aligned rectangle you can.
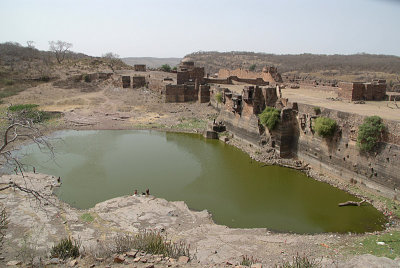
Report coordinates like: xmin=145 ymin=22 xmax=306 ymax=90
xmin=122 ymin=57 xmax=181 ymax=69
xmin=0 ymin=42 xmax=132 ymax=102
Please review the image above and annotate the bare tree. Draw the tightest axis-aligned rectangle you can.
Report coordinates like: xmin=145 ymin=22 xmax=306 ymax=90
xmin=0 ymin=106 xmax=54 ymax=202
xmin=49 ymin=40 xmax=72 ymax=64
xmin=26 ymin=41 xmax=35 ymax=49
xmin=102 ymin=52 xmax=120 ymax=72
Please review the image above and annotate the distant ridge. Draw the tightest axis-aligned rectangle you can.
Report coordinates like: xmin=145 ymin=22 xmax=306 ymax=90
xmin=122 ymin=57 xmax=181 ymax=68
xmin=184 ymin=51 xmax=400 ymax=76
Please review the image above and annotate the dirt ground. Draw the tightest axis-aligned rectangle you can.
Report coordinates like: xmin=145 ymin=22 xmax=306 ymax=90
xmin=1 ymin=73 xmax=400 ymax=267
xmin=282 ymin=86 xmax=400 ymax=122
xmin=5 ymin=71 xmax=216 ymax=132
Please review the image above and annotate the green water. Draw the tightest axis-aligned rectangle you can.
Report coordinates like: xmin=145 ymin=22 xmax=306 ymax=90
xmin=18 ymin=130 xmax=385 ymax=233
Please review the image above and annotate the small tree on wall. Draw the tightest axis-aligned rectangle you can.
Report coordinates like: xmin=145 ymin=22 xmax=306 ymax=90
xmin=215 ymin=92 xmax=223 ymax=108
xmin=314 ymin=117 xmax=337 ymax=138
xmin=357 ymin=116 xmax=385 ymax=152
xmin=259 ymin=107 xmax=280 ymax=131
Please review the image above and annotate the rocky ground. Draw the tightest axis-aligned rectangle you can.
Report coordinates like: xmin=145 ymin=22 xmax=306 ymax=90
xmin=0 ymin=73 xmax=400 ymax=267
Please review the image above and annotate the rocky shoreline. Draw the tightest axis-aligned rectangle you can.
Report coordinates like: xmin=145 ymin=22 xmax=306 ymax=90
xmin=1 ymin=172 xmax=399 ymax=267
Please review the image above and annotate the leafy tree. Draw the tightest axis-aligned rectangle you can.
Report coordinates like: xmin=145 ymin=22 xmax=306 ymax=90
xmin=357 ymin=116 xmax=385 ymax=152
xmin=49 ymin=40 xmax=72 ymax=64
xmin=249 ymin=64 xmax=256 ymax=71
xmin=160 ymin=64 xmax=171 ymax=72
xmin=314 ymin=117 xmax=337 ymax=137
xmin=259 ymin=107 xmax=280 ymax=131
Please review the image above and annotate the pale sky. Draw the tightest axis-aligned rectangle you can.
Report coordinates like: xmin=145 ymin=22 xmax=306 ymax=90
xmin=1 ymin=0 xmax=400 ymax=58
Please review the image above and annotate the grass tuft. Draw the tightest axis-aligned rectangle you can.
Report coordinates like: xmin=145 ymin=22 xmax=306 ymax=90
xmin=50 ymin=237 xmax=80 ymax=260
xmin=276 ymin=253 xmax=320 ymax=267
xmin=113 ymin=230 xmax=191 ymax=259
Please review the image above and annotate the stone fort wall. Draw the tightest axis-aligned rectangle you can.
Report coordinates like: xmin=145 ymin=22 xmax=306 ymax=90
xmin=295 ymin=104 xmax=400 ymax=198
xmin=218 ymin=68 xmax=282 ymax=84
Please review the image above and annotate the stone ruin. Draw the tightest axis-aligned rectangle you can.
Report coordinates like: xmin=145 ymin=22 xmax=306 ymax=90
xmin=177 ymin=59 xmax=205 ymax=85
xmin=121 ymin=76 xmax=131 ymax=88
xmin=134 ymin=64 xmax=146 ymax=72
xmin=132 ymin=76 xmax=146 ymax=88
xmin=215 ymin=85 xmax=279 ymax=117
xmin=338 ymin=80 xmax=387 ymax=101
xmin=120 ymin=75 xmax=146 ymax=89
xmin=164 ymin=59 xmax=210 ymax=103
xmin=218 ymin=66 xmax=283 ymax=85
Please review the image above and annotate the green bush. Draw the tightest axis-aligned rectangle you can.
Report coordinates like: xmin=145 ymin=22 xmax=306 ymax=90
xmin=314 ymin=117 xmax=337 ymax=137
xmin=51 ymin=237 xmax=80 ymax=260
xmin=249 ymin=64 xmax=256 ymax=71
xmin=259 ymin=107 xmax=280 ymax=130
xmin=8 ymin=104 xmax=58 ymax=123
xmin=8 ymin=104 xmax=39 ymax=112
xmin=357 ymin=116 xmax=385 ymax=152
xmin=160 ymin=64 xmax=171 ymax=72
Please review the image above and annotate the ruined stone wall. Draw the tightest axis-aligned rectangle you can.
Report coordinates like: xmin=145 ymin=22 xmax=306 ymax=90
xmin=199 ymin=85 xmax=210 ymax=103
xmin=204 ymin=78 xmax=232 ymax=84
xmin=365 ymin=83 xmax=386 ymax=101
xmin=338 ymin=82 xmax=386 ymax=101
xmin=165 ymin=84 xmax=198 ymax=103
xmin=219 ymin=109 xmax=261 ymax=145
xmin=177 ymin=71 xmax=190 ymax=85
xmin=177 ymin=67 xmax=205 ymax=85
xmin=132 ymin=76 xmax=146 ymax=88
xmin=165 ymin=84 xmax=185 ymax=102
xmin=272 ymin=108 xmax=298 ymax=158
xmin=98 ymin=72 xmax=113 ymax=80
xmin=121 ymin=76 xmax=131 ymax=88
xmin=230 ymin=76 xmax=269 ymax=86
xmin=215 ymin=84 xmax=400 ymax=196
xmin=295 ymin=103 xmax=400 ymax=197
xmin=262 ymin=87 xmax=278 ymax=107
xmin=134 ymin=64 xmax=146 ymax=72
xmin=218 ymin=68 xmax=281 ymax=84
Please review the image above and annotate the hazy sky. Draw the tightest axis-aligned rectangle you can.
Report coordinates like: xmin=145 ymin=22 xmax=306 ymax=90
xmin=1 ymin=0 xmax=400 ymax=58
